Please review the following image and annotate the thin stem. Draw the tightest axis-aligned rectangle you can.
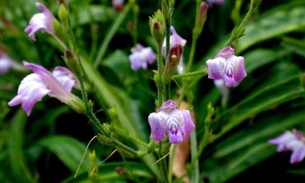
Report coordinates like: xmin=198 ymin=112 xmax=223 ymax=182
xmin=172 ymin=68 xmax=207 ymax=79
xmin=168 ymin=144 xmax=177 ymax=183
xmin=158 ymin=142 xmax=169 ymax=183
xmin=190 ymin=132 xmax=199 ymax=183
xmin=226 ymin=0 xmax=261 ymax=46
xmin=156 ymin=41 xmax=165 ymax=108
xmin=52 ymin=35 xmax=67 ymax=50
xmin=186 ymin=0 xmax=203 ymax=73
xmin=94 ymin=3 xmax=132 ymax=66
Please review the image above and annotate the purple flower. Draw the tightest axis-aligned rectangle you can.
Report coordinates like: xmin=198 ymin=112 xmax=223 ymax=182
xmin=269 ymin=130 xmax=305 ymax=164
xmin=8 ymin=61 xmax=83 ymax=115
xmin=8 ymin=73 xmax=50 ymax=115
xmin=129 ymin=44 xmax=156 ymax=71
xmin=24 ymin=3 xmax=55 ymax=41
xmin=52 ymin=66 xmax=80 ymax=91
xmin=206 ymin=46 xmax=246 ymax=87
xmin=0 ymin=51 xmax=24 ymax=73
xmin=207 ymin=0 xmax=224 ymax=7
xmin=148 ymin=100 xmax=195 ymax=144
xmin=162 ymin=26 xmax=187 ymax=73
xmin=112 ymin=0 xmax=124 ymax=12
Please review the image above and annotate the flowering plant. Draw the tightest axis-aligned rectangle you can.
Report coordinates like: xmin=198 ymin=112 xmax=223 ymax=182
xmin=1 ymin=0 xmax=305 ymax=182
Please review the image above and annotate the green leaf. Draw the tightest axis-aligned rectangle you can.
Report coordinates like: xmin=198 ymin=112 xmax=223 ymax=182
xmin=215 ymin=74 xmax=305 ymax=140
xmin=38 ymin=135 xmax=90 ymax=173
xmin=8 ymin=109 xmax=35 ymax=183
xmin=237 ymin=1 xmax=305 ymax=52
xmin=281 ymin=36 xmax=305 ymax=58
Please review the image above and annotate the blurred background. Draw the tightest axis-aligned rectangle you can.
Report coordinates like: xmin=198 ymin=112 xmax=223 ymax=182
xmin=1 ymin=0 xmax=305 ymax=182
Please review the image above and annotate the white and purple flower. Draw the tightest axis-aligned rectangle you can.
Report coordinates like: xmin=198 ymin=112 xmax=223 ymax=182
xmin=0 ymin=50 xmax=24 ymax=73
xmin=8 ymin=61 xmax=83 ymax=115
xmin=206 ymin=46 xmax=246 ymax=87
xmin=128 ymin=44 xmax=156 ymax=71
xmin=24 ymin=3 xmax=55 ymax=41
xmin=269 ymin=130 xmax=305 ymax=164
xmin=148 ymin=100 xmax=195 ymax=144
xmin=162 ymin=26 xmax=187 ymax=73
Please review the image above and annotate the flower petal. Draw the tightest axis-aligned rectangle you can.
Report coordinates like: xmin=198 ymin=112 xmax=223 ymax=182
xmin=129 ymin=44 xmax=156 ymax=71
xmin=269 ymin=131 xmax=296 ymax=144
xmin=290 ymin=146 xmax=305 ymax=164
xmin=180 ymin=110 xmax=195 ymax=139
xmin=8 ymin=73 xmax=50 ymax=115
xmin=148 ymin=112 xmax=166 ymax=142
xmin=25 ymin=3 xmax=54 ymax=40
xmin=233 ymin=56 xmax=247 ymax=83
xmin=52 ymin=66 xmax=79 ymax=92
xmin=206 ymin=57 xmax=224 ymax=79
xmin=23 ymin=61 xmax=73 ymax=102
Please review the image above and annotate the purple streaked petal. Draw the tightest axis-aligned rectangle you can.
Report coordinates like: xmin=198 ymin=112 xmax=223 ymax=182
xmin=166 ymin=113 xmax=184 ymax=144
xmin=148 ymin=112 xmax=166 ymax=142
xmin=206 ymin=57 xmax=224 ymax=79
xmin=290 ymin=146 xmax=305 ymax=164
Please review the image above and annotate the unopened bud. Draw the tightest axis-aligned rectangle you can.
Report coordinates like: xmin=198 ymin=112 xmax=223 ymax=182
xmin=64 ymin=50 xmax=81 ymax=77
xmin=58 ymin=2 xmax=69 ymax=26
xmin=162 ymin=44 xmax=183 ymax=84
xmin=149 ymin=10 xmax=165 ymax=45
xmin=199 ymin=2 xmax=208 ymax=26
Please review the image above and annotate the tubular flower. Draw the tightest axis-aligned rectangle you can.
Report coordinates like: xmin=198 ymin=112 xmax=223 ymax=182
xmin=206 ymin=46 xmax=246 ymax=87
xmin=0 ymin=51 xmax=24 ymax=73
xmin=24 ymin=3 xmax=55 ymax=40
xmin=269 ymin=130 xmax=305 ymax=164
xmin=148 ymin=100 xmax=195 ymax=144
xmin=8 ymin=61 xmax=83 ymax=115
xmin=128 ymin=44 xmax=156 ymax=71
xmin=162 ymin=26 xmax=187 ymax=73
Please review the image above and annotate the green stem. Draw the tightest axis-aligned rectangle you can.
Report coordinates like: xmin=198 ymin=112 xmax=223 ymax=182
xmin=94 ymin=2 xmax=132 ymax=66
xmin=52 ymin=35 xmax=67 ymax=50
xmin=158 ymin=142 xmax=169 ymax=183
xmin=186 ymin=0 xmax=203 ymax=73
xmin=156 ymin=41 xmax=165 ymax=108
xmin=190 ymin=131 xmax=199 ymax=183
xmin=226 ymin=0 xmax=261 ymax=46
xmin=168 ymin=144 xmax=176 ymax=183
xmin=172 ymin=68 xmax=207 ymax=79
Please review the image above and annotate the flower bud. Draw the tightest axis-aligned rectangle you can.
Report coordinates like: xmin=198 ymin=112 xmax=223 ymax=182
xmin=58 ymin=0 xmax=69 ymax=26
xmin=149 ymin=10 xmax=165 ymax=45
xmin=162 ymin=44 xmax=183 ymax=84
xmin=64 ymin=50 xmax=81 ymax=77
xmin=199 ymin=2 xmax=208 ymax=27
xmin=88 ymin=150 xmax=100 ymax=182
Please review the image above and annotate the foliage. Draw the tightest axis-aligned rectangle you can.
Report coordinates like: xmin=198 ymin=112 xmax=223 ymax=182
xmin=1 ymin=0 xmax=305 ymax=183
